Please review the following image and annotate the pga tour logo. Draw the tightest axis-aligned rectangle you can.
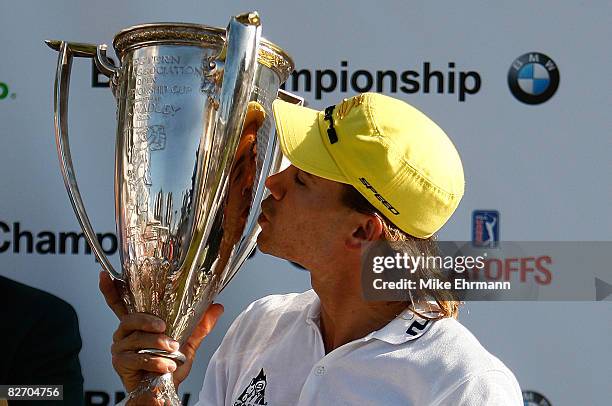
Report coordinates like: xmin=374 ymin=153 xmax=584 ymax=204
xmin=472 ymin=210 xmax=499 ymax=248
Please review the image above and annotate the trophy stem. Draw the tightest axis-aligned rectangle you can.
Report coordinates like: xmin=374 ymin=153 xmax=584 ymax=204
xmin=127 ymin=372 xmax=181 ymax=405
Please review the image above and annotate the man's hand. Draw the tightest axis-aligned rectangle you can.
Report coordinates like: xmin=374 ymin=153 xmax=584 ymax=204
xmin=99 ymin=271 xmax=224 ymax=392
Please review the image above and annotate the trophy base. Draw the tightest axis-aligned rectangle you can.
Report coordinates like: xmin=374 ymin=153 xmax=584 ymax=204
xmin=127 ymin=372 xmax=181 ymax=405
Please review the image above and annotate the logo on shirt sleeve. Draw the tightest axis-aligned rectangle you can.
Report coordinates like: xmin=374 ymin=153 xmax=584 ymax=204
xmin=234 ymin=368 xmax=268 ymax=406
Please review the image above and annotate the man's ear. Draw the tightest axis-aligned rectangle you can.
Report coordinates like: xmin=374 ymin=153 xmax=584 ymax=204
xmin=346 ymin=214 xmax=384 ymax=250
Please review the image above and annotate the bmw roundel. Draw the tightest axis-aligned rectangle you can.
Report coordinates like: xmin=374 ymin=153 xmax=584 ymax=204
xmin=522 ymin=390 xmax=552 ymax=406
xmin=508 ymin=52 xmax=559 ymax=105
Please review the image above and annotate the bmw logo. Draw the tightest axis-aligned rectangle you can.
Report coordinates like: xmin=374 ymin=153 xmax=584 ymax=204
xmin=508 ymin=52 xmax=559 ymax=105
xmin=522 ymin=390 xmax=552 ymax=406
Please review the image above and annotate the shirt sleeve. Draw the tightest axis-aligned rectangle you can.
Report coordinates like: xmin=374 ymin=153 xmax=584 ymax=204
xmin=434 ymin=369 xmax=523 ymax=406
xmin=192 ymin=307 xmax=250 ymax=406
xmin=192 ymin=345 xmax=230 ymax=405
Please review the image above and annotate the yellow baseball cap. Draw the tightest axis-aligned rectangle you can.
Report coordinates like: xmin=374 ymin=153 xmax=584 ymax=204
xmin=271 ymin=92 xmax=465 ymax=238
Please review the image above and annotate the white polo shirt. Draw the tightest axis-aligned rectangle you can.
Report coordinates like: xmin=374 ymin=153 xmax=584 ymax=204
xmin=195 ymin=290 xmax=522 ymax=405
xmin=198 ymin=290 xmax=523 ymax=406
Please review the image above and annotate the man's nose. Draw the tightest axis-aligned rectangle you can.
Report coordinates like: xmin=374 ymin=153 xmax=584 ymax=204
xmin=265 ymin=170 xmax=286 ymax=200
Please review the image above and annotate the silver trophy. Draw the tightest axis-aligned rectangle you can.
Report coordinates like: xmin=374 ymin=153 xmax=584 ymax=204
xmin=47 ymin=12 xmax=299 ymax=404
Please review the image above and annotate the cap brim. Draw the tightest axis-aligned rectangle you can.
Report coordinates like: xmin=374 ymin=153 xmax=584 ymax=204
xmin=272 ymin=99 xmax=347 ymax=183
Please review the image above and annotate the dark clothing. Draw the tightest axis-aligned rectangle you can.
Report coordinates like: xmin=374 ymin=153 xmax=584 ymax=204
xmin=0 ymin=275 xmax=84 ymax=405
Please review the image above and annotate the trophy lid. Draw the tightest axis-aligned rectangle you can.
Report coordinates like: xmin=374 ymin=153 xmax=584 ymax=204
xmin=113 ymin=22 xmax=295 ymax=82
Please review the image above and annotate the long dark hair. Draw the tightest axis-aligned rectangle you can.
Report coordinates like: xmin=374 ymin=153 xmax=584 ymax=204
xmin=342 ymin=185 xmax=460 ymax=319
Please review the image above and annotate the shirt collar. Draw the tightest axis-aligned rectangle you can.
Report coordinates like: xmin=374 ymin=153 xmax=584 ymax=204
xmin=304 ymin=290 xmax=322 ymax=328
xmin=363 ymin=307 xmax=435 ymax=345
xmin=303 ymin=290 xmax=435 ymax=345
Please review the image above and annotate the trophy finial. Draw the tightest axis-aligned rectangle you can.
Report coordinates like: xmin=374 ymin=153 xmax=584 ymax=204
xmin=235 ymin=11 xmax=261 ymax=26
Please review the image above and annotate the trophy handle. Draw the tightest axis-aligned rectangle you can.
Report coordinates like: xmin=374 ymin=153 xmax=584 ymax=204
xmin=184 ymin=12 xmax=262 ymax=286
xmin=214 ymin=12 xmax=261 ymax=145
xmin=47 ymin=40 xmax=123 ymax=281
